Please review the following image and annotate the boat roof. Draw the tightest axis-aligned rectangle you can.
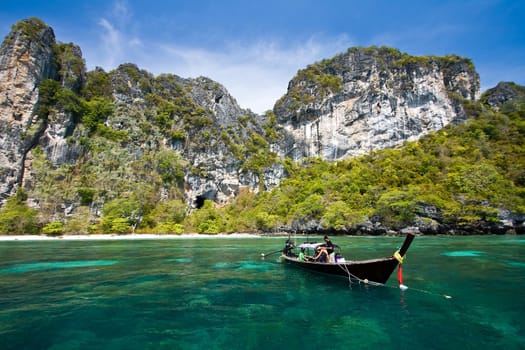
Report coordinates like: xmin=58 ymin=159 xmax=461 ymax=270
xmin=297 ymin=243 xmax=324 ymax=249
xmin=297 ymin=242 xmax=339 ymax=249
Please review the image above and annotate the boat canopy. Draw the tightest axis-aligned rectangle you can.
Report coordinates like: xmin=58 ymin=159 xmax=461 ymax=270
xmin=297 ymin=243 xmax=339 ymax=249
xmin=297 ymin=243 xmax=323 ymax=249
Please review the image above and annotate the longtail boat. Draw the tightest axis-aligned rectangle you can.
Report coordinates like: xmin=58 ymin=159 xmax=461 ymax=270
xmin=279 ymin=233 xmax=415 ymax=285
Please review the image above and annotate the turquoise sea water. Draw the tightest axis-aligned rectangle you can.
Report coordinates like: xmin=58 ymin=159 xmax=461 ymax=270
xmin=0 ymin=235 xmax=524 ymax=350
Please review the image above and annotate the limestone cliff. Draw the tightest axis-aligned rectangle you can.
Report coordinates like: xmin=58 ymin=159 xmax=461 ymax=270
xmin=0 ymin=18 xmax=272 ymax=211
xmin=0 ymin=18 xmax=58 ymax=198
xmin=273 ymin=47 xmax=480 ymax=160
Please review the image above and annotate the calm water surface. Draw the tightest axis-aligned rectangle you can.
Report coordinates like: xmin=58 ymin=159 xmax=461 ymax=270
xmin=0 ymin=235 xmax=524 ymax=350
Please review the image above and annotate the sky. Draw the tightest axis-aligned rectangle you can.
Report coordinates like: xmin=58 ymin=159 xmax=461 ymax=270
xmin=1 ymin=0 xmax=524 ymax=114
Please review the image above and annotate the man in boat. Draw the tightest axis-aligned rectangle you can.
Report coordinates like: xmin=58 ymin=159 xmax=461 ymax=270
xmin=283 ymin=239 xmax=295 ymax=257
xmin=313 ymin=236 xmax=335 ymax=263
xmin=323 ymin=235 xmax=334 ymax=249
xmin=323 ymin=236 xmax=335 ymax=261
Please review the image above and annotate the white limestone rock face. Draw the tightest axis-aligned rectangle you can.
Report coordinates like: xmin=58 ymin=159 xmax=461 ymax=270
xmin=273 ymin=47 xmax=480 ymax=161
xmin=0 ymin=18 xmax=56 ymax=197
xmin=187 ymin=76 xmax=247 ymax=126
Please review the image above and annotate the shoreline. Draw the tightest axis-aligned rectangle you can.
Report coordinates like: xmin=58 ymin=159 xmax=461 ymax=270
xmin=0 ymin=233 xmax=271 ymax=241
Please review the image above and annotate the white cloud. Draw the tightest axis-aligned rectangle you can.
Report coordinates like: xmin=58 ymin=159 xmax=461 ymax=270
xmin=93 ymin=0 xmax=133 ymax=68
xmin=112 ymin=0 xmax=130 ymax=21
xmin=149 ymin=35 xmax=353 ymax=113
xmin=128 ymin=37 xmax=142 ymax=48
xmin=97 ymin=18 xmax=123 ymax=68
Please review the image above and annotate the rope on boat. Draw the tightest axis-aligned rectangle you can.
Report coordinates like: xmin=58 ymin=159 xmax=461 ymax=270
xmin=393 ymin=279 xmax=453 ymax=299
xmin=336 ymin=249 xmax=408 ymax=288
xmin=336 ymin=263 xmax=452 ymax=299
xmin=336 ymin=263 xmax=383 ymax=287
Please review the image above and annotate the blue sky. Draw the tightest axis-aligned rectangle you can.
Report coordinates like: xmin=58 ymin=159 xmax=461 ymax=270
xmin=1 ymin=0 xmax=524 ymax=113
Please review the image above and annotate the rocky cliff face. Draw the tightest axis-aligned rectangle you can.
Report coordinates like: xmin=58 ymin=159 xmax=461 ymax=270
xmin=75 ymin=63 xmax=269 ymax=208
xmin=0 ymin=18 xmax=57 ymax=198
xmin=273 ymin=47 xmax=480 ymax=160
xmin=482 ymin=81 xmax=525 ymax=110
xmin=179 ymin=76 xmax=269 ymax=205
xmin=0 ymin=19 xmax=271 ymax=210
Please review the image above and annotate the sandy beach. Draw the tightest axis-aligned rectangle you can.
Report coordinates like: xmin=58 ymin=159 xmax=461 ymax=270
xmin=0 ymin=233 xmax=265 ymax=241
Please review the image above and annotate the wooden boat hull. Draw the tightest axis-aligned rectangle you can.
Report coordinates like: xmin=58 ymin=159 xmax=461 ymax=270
xmin=281 ymin=233 xmax=415 ymax=285
xmin=281 ymin=255 xmax=399 ymax=284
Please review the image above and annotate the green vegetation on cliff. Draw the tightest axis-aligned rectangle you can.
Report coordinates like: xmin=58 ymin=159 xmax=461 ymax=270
xmin=1 ymin=86 xmax=523 ymax=235
xmin=206 ymin=94 xmax=525 ymax=233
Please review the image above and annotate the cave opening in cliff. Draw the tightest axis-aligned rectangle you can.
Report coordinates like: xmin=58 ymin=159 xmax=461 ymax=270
xmin=195 ymin=190 xmax=217 ymax=209
xmin=195 ymin=195 xmax=206 ymax=209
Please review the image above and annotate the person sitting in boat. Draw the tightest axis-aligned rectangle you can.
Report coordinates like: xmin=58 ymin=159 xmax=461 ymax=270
xmin=312 ymin=236 xmax=335 ymax=263
xmin=298 ymin=248 xmax=306 ymax=261
xmin=283 ymin=239 xmax=295 ymax=257
xmin=313 ymin=246 xmax=329 ymax=262
xmin=322 ymin=235 xmax=335 ymax=262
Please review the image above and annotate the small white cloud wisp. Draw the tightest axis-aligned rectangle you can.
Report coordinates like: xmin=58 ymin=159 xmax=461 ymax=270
xmin=96 ymin=18 xmax=123 ymax=68
xmin=152 ymin=36 xmax=352 ymax=113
